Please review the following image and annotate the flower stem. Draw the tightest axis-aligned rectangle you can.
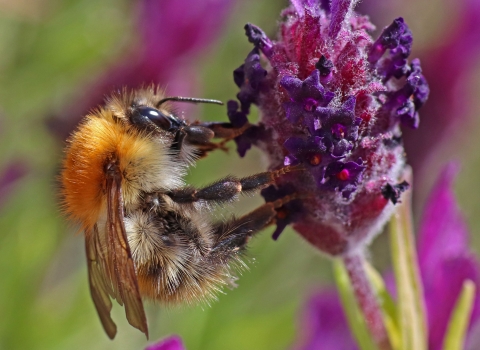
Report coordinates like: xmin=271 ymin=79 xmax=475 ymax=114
xmin=389 ymin=169 xmax=428 ymax=350
xmin=329 ymin=0 xmax=358 ymax=39
xmin=343 ymin=253 xmax=392 ymax=350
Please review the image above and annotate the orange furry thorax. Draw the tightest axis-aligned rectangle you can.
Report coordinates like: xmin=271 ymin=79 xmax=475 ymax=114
xmin=60 ymin=110 xmax=165 ymax=230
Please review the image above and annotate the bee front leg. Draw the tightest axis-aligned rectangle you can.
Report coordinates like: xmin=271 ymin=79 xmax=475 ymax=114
xmin=171 ymin=124 xmax=229 ymax=157
xmin=195 ymin=121 xmax=250 ymax=140
xmin=176 ymin=122 xmax=251 ymax=157
xmin=166 ymin=166 xmax=300 ymax=204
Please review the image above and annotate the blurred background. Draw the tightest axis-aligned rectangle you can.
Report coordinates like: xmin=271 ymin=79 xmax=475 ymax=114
xmin=0 ymin=0 xmax=479 ymax=349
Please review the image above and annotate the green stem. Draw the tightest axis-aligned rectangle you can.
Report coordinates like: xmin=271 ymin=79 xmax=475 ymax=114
xmin=389 ymin=169 xmax=428 ymax=350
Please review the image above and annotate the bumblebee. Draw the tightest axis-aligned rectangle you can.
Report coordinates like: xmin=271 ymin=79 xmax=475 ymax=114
xmin=60 ymin=87 xmax=295 ymax=339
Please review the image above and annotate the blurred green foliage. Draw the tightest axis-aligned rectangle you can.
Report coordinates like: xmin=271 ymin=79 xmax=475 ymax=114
xmin=0 ymin=0 xmax=479 ymax=349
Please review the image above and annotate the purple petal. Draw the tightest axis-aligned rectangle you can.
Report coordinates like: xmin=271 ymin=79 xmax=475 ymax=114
xmin=292 ymin=290 xmax=357 ymax=350
xmin=322 ymin=159 xmax=365 ymax=198
xmin=233 ymin=124 xmax=267 ymax=158
xmin=409 ymin=59 xmax=429 ymax=109
xmin=244 ymin=23 xmax=273 ymax=58
xmin=418 ymin=163 xmax=480 ymax=349
xmin=261 ymin=183 xmax=304 ymax=240
xmin=283 ymin=102 xmax=307 ymax=124
xmin=145 ymin=335 xmax=185 ymax=350
xmin=418 ymin=163 xmax=469 ymax=271
xmin=425 ymin=256 xmax=480 ymax=350
xmin=328 ymin=0 xmax=356 ymax=40
xmin=302 ymin=70 xmax=325 ymax=100
xmin=280 ymin=76 xmax=304 ymax=100
xmin=368 ymin=17 xmax=412 ymax=64
xmin=226 ymin=100 xmax=248 ymax=127
xmin=235 ymin=49 xmax=267 ymax=112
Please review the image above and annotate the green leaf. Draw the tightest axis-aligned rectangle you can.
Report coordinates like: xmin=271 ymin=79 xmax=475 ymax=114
xmin=333 ymin=259 xmax=379 ymax=350
xmin=442 ymin=280 xmax=476 ymax=350
xmin=364 ymin=262 xmax=400 ymax=350
xmin=389 ymin=170 xmax=428 ymax=350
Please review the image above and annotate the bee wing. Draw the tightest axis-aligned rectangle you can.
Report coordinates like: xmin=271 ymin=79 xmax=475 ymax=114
xmin=85 ymin=166 xmax=149 ymax=339
xmin=85 ymin=227 xmax=117 ymax=338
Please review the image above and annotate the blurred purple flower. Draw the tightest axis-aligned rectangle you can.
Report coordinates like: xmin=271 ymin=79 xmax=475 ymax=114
xmin=293 ymin=290 xmax=357 ymax=350
xmin=49 ymin=0 xmax=233 ymax=139
xmin=229 ymin=0 xmax=428 ymax=254
xmin=403 ymin=0 xmax=480 ymax=180
xmin=292 ymin=163 xmax=480 ymax=349
xmin=0 ymin=161 xmax=28 ymax=210
xmin=418 ymin=163 xmax=480 ymax=350
xmin=145 ymin=335 xmax=185 ymax=350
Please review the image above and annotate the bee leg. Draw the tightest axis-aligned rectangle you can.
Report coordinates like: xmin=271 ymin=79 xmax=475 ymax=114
xmin=179 ymin=122 xmax=251 ymax=158
xmin=195 ymin=122 xmax=250 ymax=140
xmin=166 ymin=166 xmax=300 ymax=204
xmin=211 ymin=194 xmax=297 ymax=251
xmin=171 ymin=125 xmax=227 ymax=157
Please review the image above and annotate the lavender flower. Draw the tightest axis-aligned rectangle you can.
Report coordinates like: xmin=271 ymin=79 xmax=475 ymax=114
xmin=292 ymin=163 xmax=480 ymax=350
xmin=229 ymin=0 xmax=429 ymax=254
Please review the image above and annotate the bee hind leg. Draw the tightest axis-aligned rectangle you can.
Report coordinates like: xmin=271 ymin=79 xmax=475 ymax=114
xmin=211 ymin=193 xmax=298 ymax=252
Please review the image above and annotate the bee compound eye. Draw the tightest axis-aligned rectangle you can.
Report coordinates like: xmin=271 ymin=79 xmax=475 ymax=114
xmin=135 ymin=106 xmax=173 ymax=130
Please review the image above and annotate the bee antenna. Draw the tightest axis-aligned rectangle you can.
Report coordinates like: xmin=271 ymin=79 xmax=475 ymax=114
xmin=156 ymin=97 xmax=224 ymax=108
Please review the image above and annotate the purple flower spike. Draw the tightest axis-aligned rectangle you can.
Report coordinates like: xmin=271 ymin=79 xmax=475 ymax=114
xmin=233 ymin=48 xmax=267 ymax=113
xmin=146 ymin=335 xmax=185 ymax=350
xmin=229 ymin=0 xmax=428 ymax=255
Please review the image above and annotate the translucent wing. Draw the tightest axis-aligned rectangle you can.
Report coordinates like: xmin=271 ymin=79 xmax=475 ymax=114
xmin=85 ymin=164 xmax=148 ymax=339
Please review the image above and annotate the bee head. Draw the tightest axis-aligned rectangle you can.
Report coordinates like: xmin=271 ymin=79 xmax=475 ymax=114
xmin=129 ymin=96 xmax=223 ymax=147
xmin=130 ymin=105 xmax=185 ymax=133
